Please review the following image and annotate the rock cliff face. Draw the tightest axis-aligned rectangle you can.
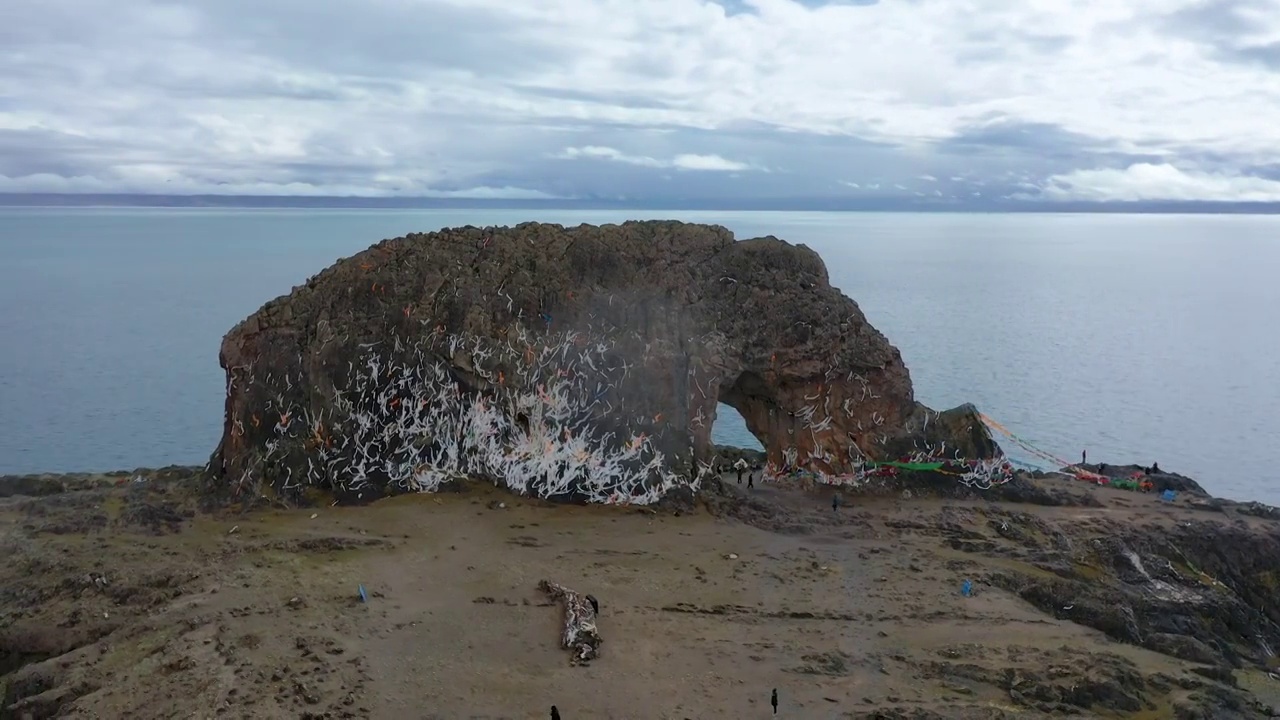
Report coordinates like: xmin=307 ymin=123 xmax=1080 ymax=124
xmin=207 ymin=221 xmax=999 ymax=504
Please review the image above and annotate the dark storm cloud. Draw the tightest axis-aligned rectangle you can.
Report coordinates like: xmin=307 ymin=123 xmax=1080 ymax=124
xmin=1160 ymin=0 xmax=1280 ymax=69
xmin=0 ymin=130 xmax=101 ymax=178
xmin=1229 ymin=41 xmax=1280 ymax=69
xmin=937 ymin=119 xmax=1119 ymax=161
xmin=186 ymin=0 xmax=572 ymax=79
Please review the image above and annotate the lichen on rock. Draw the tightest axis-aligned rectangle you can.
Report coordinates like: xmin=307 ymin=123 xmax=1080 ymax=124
xmin=206 ymin=220 xmax=1001 ymax=505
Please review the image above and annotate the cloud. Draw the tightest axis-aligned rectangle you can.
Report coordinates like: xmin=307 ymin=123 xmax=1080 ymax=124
xmin=557 ymin=146 xmax=750 ymax=171
xmin=0 ymin=172 xmax=559 ymax=198
xmin=1160 ymin=0 xmax=1280 ymax=70
xmin=422 ymin=186 xmax=564 ymax=200
xmin=1034 ymin=163 xmax=1280 ymax=202
xmin=558 ymin=146 xmax=666 ymax=168
xmin=1 ymin=0 xmax=1279 ymax=204
xmin=671 ymin=153 xmax=752 ymax=171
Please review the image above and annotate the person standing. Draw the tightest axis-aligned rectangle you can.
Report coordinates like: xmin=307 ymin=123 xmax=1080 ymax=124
xmin=1082 ymin=449 xmax=1087 ymax=465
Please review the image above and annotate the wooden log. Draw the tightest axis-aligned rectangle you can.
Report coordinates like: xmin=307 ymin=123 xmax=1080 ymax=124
xmin=539 ymin=580 xmax=601 ymax=665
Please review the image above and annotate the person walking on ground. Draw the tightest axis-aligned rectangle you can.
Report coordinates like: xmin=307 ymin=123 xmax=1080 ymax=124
xmin=747 ymin=471 xmax=755 ymax=489
xmin=551 ymin=705 xmax=561 ymax=720
xmin=771 ymin=688 xmax=778 ymax=714
xmin=832 ymin=493 xmax=840 ymax=512
xmin=734 ymin=457 xmax=748 ymax=484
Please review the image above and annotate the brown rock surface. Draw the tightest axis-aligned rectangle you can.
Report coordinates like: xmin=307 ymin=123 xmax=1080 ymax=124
xmin=207 ymin=220 xmax=999 ymax=504
xmin=3 ymin=469 xmax=1278 ymax=718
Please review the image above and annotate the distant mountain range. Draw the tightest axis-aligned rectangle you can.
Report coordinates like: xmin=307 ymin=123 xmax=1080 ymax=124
xmin=2 ymin=193 xmax=1279 ymax=213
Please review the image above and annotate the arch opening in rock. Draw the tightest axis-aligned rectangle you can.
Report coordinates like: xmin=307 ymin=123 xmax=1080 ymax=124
xmin=709 ymin=402 xmax=763 ymax=452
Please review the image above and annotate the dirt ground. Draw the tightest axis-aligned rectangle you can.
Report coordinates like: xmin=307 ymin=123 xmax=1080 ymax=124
xmin=1 ymin=471 xmax=1277 ymax=719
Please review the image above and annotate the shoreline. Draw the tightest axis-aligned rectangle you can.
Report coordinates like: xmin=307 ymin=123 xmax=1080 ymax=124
xmin=2 ymin=465 xmax=1279 ymax=718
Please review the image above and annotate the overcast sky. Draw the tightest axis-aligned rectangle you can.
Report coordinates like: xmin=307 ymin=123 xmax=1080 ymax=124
xmin=3 ymin=0 xmax=1280 ymax=205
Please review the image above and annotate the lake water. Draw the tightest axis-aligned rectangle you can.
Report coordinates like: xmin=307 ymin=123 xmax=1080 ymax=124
xmin=0 ymin=208 xmax=1276 ymax=503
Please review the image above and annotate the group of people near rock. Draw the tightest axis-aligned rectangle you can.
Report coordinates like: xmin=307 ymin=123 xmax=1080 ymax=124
xmin=729 ymin=457 xmax=763 ymax=488
xmin=1085 ymin=450 xmax=1162 ymax=477
xmin=1082 ymin=450 xmax=1167 ymax=492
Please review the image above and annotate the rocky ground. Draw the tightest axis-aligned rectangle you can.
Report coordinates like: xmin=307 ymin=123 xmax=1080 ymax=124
xmin=2 ymin=467 xmax=1280 ymax=719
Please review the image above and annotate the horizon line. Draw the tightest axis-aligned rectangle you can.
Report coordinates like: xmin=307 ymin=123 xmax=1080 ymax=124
xmin=2 ymin=192 xmax=1280 ymax=214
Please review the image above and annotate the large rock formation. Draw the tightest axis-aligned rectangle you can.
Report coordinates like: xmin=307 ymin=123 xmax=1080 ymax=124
xmin=207 ymin=221 xmax=1000 ymax=504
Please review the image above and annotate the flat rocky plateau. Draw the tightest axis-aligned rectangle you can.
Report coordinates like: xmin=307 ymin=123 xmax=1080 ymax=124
xmin=2 ymin=469 xmax=1279 ymax=719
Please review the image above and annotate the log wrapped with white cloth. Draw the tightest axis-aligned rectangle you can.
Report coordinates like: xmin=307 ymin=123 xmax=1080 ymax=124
xmin=539 ymin=579 xmax=601 ymax=665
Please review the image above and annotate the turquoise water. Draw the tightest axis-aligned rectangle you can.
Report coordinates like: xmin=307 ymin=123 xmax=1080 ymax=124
xmin=0 ymin=208 xmax=1276 ymax=503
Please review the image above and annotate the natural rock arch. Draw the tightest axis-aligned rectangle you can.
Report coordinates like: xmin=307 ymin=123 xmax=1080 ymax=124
xmin=207 ymin=221 xmax=998 ymax=504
